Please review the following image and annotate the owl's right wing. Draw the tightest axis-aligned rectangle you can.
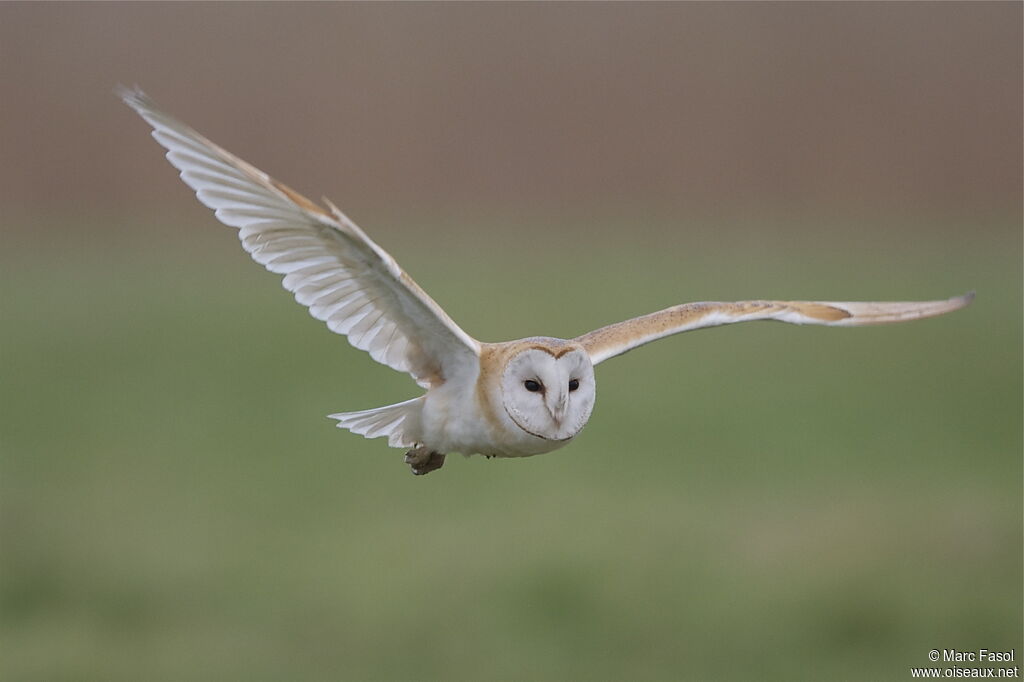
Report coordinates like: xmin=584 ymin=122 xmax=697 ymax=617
xmin=121 ymin=87 xmax=479 ymax=388
xmin=575 ymin=294 xmax=973 ymax=366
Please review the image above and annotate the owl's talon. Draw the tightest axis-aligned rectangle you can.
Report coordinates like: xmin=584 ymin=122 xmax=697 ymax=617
xmin=404 ymin=447 xmax=446 ymax=475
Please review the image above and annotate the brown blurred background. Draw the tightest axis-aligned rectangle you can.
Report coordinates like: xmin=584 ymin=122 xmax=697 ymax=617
xmin=1 ymin=2 xmax=1019 ymax=223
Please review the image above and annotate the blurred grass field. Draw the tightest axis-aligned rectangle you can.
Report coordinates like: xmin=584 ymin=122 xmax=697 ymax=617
xmin=2 ymin=211 xmax=1020 ymax=681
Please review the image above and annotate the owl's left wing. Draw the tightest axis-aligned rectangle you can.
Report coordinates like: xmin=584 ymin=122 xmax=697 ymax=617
xmin=121 ymin=88 xmax=479 ymax=388
xmin=575 ymin=294 xmax=973 ymax=365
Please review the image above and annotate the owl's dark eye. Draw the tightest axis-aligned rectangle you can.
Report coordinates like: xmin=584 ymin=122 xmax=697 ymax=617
xmin=568 ymin=379 xmax=580 ymax=392
xmin=524 ymin=380 xmax=542 ymax=392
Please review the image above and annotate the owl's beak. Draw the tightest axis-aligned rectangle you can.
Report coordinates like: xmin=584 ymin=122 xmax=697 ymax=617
xmin=546 ymin=388 xmax=569 ymax=425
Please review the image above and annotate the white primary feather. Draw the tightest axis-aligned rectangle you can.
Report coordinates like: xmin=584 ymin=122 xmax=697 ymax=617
xmin=119 ymin=87 xmax=480 ymax=390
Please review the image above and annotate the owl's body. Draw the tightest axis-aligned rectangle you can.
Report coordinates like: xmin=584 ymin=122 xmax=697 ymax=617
xmin=345 ymin=338 xmax=593 ymax=466
xmin=121 ymin=89 xmax=973 ymax=475
xmin=417 ymin=344 xmax=537 ymax=459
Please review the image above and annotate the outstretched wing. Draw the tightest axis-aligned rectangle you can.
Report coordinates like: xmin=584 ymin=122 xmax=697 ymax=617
xmin=575 ymin=294 xmax=974 ymax=365
xmin=121 ymin=87 xmax=479 ymax=388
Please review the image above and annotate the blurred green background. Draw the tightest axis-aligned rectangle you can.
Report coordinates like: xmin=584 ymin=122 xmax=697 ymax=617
xmin=2 ymin=4 xmax=1020 ymax=681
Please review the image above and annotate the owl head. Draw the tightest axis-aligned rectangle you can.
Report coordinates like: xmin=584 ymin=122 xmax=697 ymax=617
xmin=500 ymin=343 xmax=596 ymax=442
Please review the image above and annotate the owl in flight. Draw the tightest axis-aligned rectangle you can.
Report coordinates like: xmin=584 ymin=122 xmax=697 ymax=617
xmin=121 ymin=89 xmax=972 ymax=475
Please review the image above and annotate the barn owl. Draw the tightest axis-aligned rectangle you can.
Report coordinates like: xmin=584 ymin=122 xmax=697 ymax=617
xmin=121 ymin=88 xmax=973 ymax=475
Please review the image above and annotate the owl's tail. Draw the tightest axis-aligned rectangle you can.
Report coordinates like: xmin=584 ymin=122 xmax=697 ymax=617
xmin=328 ymin=397 xmax=424 ymax=449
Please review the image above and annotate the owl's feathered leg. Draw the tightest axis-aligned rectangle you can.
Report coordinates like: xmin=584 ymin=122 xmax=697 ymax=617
xmin=404 ymin=446 xmax=446 ymax=475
